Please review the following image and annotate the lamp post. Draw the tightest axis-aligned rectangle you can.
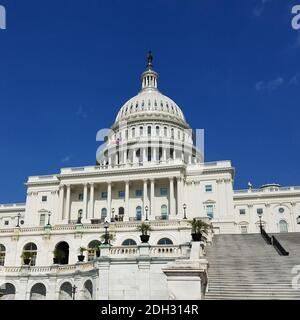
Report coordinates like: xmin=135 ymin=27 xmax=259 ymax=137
xmin=47 ymin=211 xmax=52 ymax=227
xmin=112 ymin=208 xmax=115 ymax=222
xmin=16 ymin=213 xmax=21 ymax=227
xmin=72 ymin=285 xmax=77 ymax=300
xmin=183 ymin=204 xmax=187 ymax=220
xmin=104 ymin=221 xmax=110 ymax=245
xmin=145 ymin=205 xmax=149 ymax=221
xmin=258 ymin=212 xmax=263 ymax=232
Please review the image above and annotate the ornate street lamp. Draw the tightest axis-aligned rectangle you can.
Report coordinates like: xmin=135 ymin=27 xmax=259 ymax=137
xmin=183 ymin=204 xmax=187 ymax=220
xmin=104 ymin=221 xmax=110 ymax=245
xmin=72 ymin=285 xmax=77 ymax=300
xmin=257 ymin=212 xmax=263 ymax=232
xmin=112 ymin=208 xmax=115 ymax=222
xmin=16 ymin=213 xmax=21 ymax=227
xmin=145 ymin=205 xmax=149 ymax=221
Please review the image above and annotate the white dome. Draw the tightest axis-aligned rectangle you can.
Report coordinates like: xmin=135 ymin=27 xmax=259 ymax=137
xmin=115 ymin=89 xmax=186 ymax=123
xmin=115 ymin=52 xmax=186 ymax=125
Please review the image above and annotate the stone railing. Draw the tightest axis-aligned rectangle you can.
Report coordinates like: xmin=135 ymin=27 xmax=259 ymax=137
xmin=110 ymin=246 xmax=139 ymax=256
xmin=150 ymin=245 xmax=182 ymax=256
xmin=109 ymin=245 xmax=183 ymax=258
xmin=234 ymin=186 xmax=300 ymax=194
xmin=0 ymin=261 xmax=96 ymax=276
xmin=0 ymin=203 xmax=26 ymax=209
xmin=0 ymin=219 xmax=190 ymax=234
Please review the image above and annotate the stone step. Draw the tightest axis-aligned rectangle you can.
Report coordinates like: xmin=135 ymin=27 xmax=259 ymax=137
xmin=204 ymin=233 xmax=300 ymax=300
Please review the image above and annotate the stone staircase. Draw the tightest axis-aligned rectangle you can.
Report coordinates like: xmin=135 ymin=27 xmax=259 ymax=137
xmin=205 ymin=233 xmax=300 ymax=300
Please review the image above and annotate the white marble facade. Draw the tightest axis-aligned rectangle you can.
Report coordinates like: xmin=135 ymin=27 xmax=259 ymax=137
xmin=0 ymin=54 xmax=299 ymax=300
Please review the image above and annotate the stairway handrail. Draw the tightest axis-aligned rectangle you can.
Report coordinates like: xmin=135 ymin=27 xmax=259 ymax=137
xmin=272 ymin=235 xmax=289 ymax=256
xmin=260 ymin=227 xmax=272 ymax=244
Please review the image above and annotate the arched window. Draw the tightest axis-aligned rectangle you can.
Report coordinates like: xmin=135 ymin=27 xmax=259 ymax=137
xmin=87 ymin=240 xmax=101 ymax=261
xmin=161 ymin=205 xmax=168 ymax=220
xmin=118 ymin=207 xmax=124 ymax=221
xmin=132 ymin=127 xmax=135 ymax=138
xmin=136 ymin=206 xmax=142 ymax=221
xmin=0 ymin=283 xmax=16 ymax=300
xmin=157 ymin=238 xmax=173 ymax=245
xmin=54 ymin=242 xmax=69 ymax=265
xmin=83 ymin=280 xmax=93 ymax=300
xmin=148 ymin=126 xmax=152 ymax=136
xmin=101 ymin=208 xmax=107 ymax=221
xmin=156 ymin=126 xmax=160 ymax=136
xmin=139 ymin=126 xmax=143 ymax=136
xmin=0 ymin=244 xmax=6 ymax=266
xmin=122 ymin=239 xmax=137 ymax=246
xmin=77 ymin=209 xmax=83 ymax=224
xmin=171 ymin=128 xmax=174 ymax=138
xmin=22 ymin=243 xmax=37 ymax=266
xmin=59 ymin=282 xmax=73 ymax=300
xmin=164 ymin=127 xmax=168 ymax=136
xmin=279 ymin=220 xmax=288 ymax=233
xmin=30 ymin=283 xmax=47 ymax=300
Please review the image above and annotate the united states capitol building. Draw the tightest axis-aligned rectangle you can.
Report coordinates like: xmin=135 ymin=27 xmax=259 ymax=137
xmin=0 ymin=54 xmax=300 ymax=300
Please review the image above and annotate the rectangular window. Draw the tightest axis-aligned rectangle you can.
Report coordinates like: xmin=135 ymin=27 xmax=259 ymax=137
xmin=206 ymin=205 xmax=214 ymax=219
xmin=136 ymin=189 xmax=143 ymax=197
xmin=78 ymin=193 xmax=84 ymax=201
xmin=0 ymin=253 xmax=5 ymax=266
xmin=118 ymin=191 xmax=125 ymax=198
xmin=241 ymin=226 xmax=248 ymax=234
xmin=4 ymin=221 xmax=9 ymax=226
xmin=160 ymin=188 xmax=168 ymax=196
xmin=42 ymin=196 xmax=47 ymax=202
xmin=101 ymin=192 xmax=107 ymax=199
xmin=39 ymin=214 xmax=46 ymax=227
xmin=257 ymin=208 xmax=263 ymax=215
xmin=205 ymin=185 xmax=213 ymax=192
xmin=239 ymin=209 xmax=246 ymax=215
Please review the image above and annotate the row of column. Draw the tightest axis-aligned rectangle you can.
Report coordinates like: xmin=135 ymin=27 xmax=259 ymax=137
xmin=100 ymin=147 xmax=194 ymax=166
xmin=58 ymin=177 xmax=185 ymax=223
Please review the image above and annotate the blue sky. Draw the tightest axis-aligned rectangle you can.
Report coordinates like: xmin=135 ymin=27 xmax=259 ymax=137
xmin=0 ymin=0 xmax=299 ymax=203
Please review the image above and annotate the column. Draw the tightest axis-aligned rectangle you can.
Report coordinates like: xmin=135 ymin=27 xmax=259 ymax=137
xmin=143 ymin=179 xmax=148 ymax=216
xmin=177 ymin=177 xmax=183 ymax=216
xmin=143 ymin=147 xmax=147 ymax=163
xmin=169 ymin=177 xmax=175 ymax=217
xmin=123 ymin=150 xmax=127 ymax=164
xmin=65 ymin=185 xmax=71 ymax=223
xmin=89 ymin=183 xmax=95 ymax=219
xmin=125 ymin=180 xmax=130 ymax=221
xmin=163 ymin=148 xmax=167 ymax=162
xmin=153 ymin=147 xmax=157 ymax=162
xmin=150 ymin=179 xmax=155 ymax=217
xmin=83 ymin=183 xmax=88 ymax=219
xmin=107 ymin=182 xmax=112 ymax=221
xmin=248 ymin=204 xmax=253 ymax=233
xmin=290 ymin=203 xmax=297 ymax=232
xmin=59 ymin=185 xmax=65 ymax=221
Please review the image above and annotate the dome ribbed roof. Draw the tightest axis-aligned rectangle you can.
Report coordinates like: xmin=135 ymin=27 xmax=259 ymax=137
xmin=115 ymin=52 xmax=186 ymax=124
xmin=115 ymin=89 xmax=185 ymax=122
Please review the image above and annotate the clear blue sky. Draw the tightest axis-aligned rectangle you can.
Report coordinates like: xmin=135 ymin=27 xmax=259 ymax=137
xmin=0 ymin=0 xmax=299 ymax=203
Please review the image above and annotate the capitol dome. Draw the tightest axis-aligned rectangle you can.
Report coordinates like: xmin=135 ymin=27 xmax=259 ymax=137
xmin=115 ymin=52 xmax=187 ymax=126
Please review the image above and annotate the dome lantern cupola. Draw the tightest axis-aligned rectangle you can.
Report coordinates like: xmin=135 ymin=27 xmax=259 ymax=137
xmin=141 ymin=51 xmax=158 ymax=90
